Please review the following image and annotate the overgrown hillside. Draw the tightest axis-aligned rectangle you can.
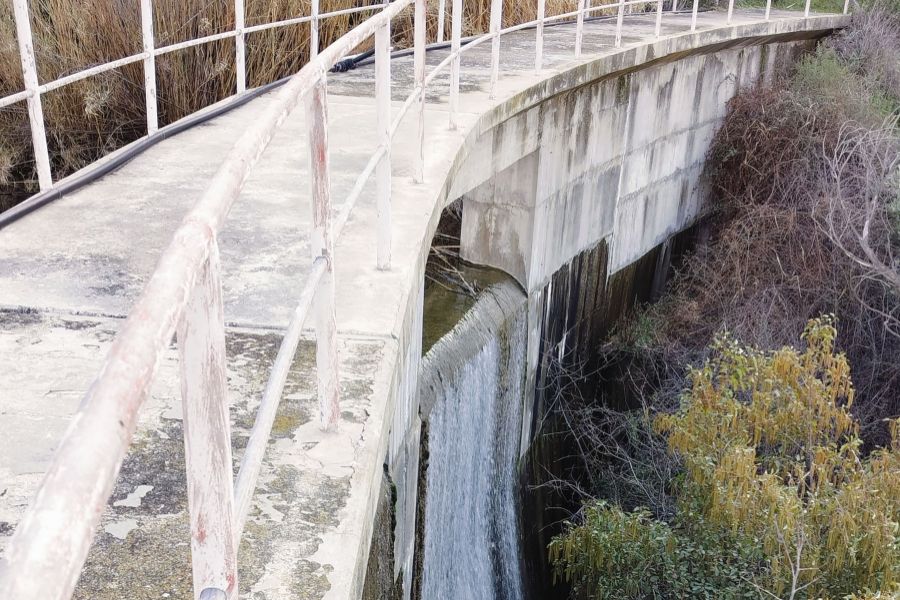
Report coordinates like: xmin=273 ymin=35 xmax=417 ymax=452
xmin=551 ymin=3 xmax=900 ymax=598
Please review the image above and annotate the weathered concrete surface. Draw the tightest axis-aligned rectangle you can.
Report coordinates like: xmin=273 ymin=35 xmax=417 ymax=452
xmin=0 ymin=307 xmax=387 ymax=598
xmin=0 ymin=9 xmax=847 ymax=599
xmin=457 ymin=30 xmax=822 ymax=287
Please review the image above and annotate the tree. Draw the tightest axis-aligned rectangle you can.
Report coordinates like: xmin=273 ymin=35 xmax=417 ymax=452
xmin=816 ymin=119 xmax=900 ymax=338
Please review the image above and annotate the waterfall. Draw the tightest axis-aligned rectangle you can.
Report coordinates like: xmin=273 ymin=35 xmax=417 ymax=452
xmin=418 ymin=280 xmax=527 ymax=600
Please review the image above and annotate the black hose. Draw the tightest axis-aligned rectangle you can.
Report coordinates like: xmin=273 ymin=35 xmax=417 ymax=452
xmin=332 ymin=48 xmax=376 ymax=72
xmin=341 ymin=9 xmax=713 ymax=70
xmin=0 ymin=7 xmax=711 ymax=230
xmin=0 ymin=74 xmax=292 ymax=229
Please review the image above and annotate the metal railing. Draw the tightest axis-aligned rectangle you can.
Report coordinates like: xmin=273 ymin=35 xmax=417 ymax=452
xmin=0 ymin=0 xmax=841 ymax=598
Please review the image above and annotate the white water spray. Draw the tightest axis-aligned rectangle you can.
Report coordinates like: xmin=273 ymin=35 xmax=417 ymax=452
xmin=419 ymin=282 xmax=526 ymax=600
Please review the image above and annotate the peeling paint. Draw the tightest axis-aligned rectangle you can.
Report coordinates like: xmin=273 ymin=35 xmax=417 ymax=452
xmin=113 ymin=485 xmax=154 ymax=508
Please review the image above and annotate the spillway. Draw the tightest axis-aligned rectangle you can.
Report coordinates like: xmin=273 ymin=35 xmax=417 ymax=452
xmin=418 ymin=280 xmax=527 ymax=600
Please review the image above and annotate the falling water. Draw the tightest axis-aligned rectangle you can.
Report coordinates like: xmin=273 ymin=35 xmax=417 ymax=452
xmin=418 ymin=280 xmax=527 ymax=600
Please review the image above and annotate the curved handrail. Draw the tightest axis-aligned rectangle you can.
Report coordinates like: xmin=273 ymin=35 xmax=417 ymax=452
xmin=0 ymin=3 xmax=384 ymax=107
xmin=0 ymin=0 xmax=845 ymax=597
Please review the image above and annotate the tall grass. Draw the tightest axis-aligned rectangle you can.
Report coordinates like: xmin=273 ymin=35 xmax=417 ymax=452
xmin=0 ymin=0 xmax=578 ymax=209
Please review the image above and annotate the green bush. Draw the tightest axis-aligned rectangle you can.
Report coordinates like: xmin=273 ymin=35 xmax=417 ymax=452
xmin=549 ymin=501 xmax=763 ymax=599
xmin=791 ymin=47 xmax=898 ymax=122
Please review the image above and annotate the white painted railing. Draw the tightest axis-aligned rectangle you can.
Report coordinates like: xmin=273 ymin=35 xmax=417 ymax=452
xmin=0 ymin=0 xmax=842 ymax=598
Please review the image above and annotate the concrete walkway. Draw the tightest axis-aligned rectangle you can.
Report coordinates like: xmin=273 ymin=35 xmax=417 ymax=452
xmin=0 ymin=9 xmax=846 ymax=599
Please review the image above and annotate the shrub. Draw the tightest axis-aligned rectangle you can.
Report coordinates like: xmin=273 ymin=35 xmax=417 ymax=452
xmin=549 ymin=501 xmax=763 ymax=599
xmin=551 ymin=318 xmax=900 ymax=599
xmin=834 ymin=1 xmax=900 ymax=101
xmin=657 ymin=317 xmax=900 ymax=596
xmin=624 ymin=3 xmax=900 ymax=443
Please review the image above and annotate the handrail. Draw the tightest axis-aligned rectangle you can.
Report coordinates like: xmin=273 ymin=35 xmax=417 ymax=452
xmin=0 ymin=0 xmax=392 ymax=191
xmin=0 ymin=0 xmax=845 ymax=598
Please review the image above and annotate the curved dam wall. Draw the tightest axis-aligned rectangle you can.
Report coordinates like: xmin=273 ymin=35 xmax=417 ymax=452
xmin=364 ymin=18 xmax=845 ymax=600
xmin=457 ymin=39 xmax=801 ymax=288
xmin=453 ymin=35 xmax=820 ymax=452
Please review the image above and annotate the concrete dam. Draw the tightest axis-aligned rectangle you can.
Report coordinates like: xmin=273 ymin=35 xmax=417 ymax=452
xmin=0 ymin=5 xmax=848 ymax=599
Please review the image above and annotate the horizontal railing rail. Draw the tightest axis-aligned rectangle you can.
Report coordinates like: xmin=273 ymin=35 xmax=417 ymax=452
xmin=1 ymin=0 xmax=392 ymax=188
xmin=0 ymin=0 xmax=846 ymax=598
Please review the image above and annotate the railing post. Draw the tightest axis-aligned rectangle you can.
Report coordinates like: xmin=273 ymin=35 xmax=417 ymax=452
xmin=842 ymin=0 xmax=850 ymax=13
xmin=414 ymin=0 xmax=426 ymax=183
xmin=375 ymin=19 xmax=392 ymax=270
xmin=615 ymin=0 xmax=625 ymax=48
xmin=535 ymin=0 xmax=545 ymax=71
xmin=489 ymin=0 xmax=502 ymax=98
xmin=727 ymin=0 xmax=735 ymax=24
xmin=671 ymin=0 xmax=678 ymax=13
xmin=12 ymin=0 xmax=52 ymax=191
xmin=765 ymin=0 xmax=772 ymax=19
xmin=178 ymin=240 xmax=238 ymax=600
xmin=311 ymin=0 xmax=320 ymax=58
xmin=655 ymin=0 xmax=663 ymax=37
xmin=305 ymin=79 xmax=341 ymax=430
xmin=804 ymin=0 xmax=811 ymax=16
xmin=234 ymin=0 xmax=246 ymax=93
xmin=691 ymin=0 xmax=699 ymax=30
xmin=449 ymin=0 xmax=462 ymax=130
xmin=437 ymin=0 xmax=447 ymax=42
xmin=575 ymin=0 xmax=586 ymax=58
xmin=139 ymin=0 xmax=159 ymax=135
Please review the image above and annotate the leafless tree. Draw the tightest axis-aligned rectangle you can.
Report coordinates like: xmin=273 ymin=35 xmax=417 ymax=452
xmin=534 ymin=347 xmax=680 ymax=522
xmin=816 ymin=118 xmax=900 ymax=336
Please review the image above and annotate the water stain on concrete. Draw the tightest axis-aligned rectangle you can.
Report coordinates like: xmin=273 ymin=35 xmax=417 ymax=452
xmin=113 ymin=485 xmax=154 ymax=508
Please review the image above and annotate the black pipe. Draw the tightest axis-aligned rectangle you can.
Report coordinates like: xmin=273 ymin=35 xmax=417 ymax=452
xmin=0 ymin=75 xmax=291 ymax=229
